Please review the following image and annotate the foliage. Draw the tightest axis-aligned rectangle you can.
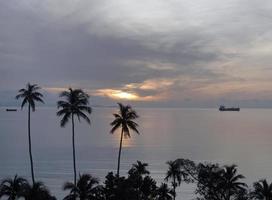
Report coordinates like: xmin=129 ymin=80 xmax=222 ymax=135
xmin=63 ymin=174 xmax=102 ymax=200
xmin=165 ymin=160 xmax=193 ymax=200
xmin=103 ymin=161 xmax=157 ymax=200
xmin=251 ymin=179 xmax=272 ymax=200
xmin=155 ymin=183 xmax=174 ymax=200
xmin=23 ymin=181 xmax=56 ymax=200
xmin=0 ymin=175 xmax=28 ymax=200
xmin=1 ymin=159 xmax=271 ymax=200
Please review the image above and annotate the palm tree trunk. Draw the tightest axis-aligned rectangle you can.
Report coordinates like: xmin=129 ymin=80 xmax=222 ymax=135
xmin=12 ymin=193 xmax=15 ymax=200
xmin=28 ymin=103 xmax=35 ymax=184
xmin=173 ymin=177 xmax=176 ymax=200
xmin=226 ymin=190 xmax=230 ymax=200
xmin=72 ymin=114 xmax=76 ymax=185
xmin=117 ymin=129 xmax=124 ymax=177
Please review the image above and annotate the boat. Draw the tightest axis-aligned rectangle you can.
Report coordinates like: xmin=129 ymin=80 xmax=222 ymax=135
xmin=219 ymin=105 xmax=240 ymax=111
xmin=6 ymin=108 xmax=17 ymax=112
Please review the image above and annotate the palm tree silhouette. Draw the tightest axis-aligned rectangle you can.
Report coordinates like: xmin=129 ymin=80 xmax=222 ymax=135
xmin=140 ymin=176 xmax=157 ymax=200
xmin=57 ymin=88 xmax=92 ymax=185
xmin=221 ymin=165 xmax=247 ymax=200
xmin=128 ymin=161 xmax=150 ymax=200
xmin=0 ymin=175 xmax=28 ymax=200
xmin=130 ymin=161 xmax=150 ymax=176
xmin=16 ymin=83 xmax=44 ymax=184
xmin=251 ymin=179 xmax=272 ymax=200
xmin=156 ymin=183 xmax=173 ymax=200
xmin=23 ymin=181 xmax=56 ymax=200
xmin=165 ymin=160 xmax=187 ymax=200
xmin=63 ymin=174 xmax=100 ymax=200
xmin=110 ymin=103 xmax=139 ymax=176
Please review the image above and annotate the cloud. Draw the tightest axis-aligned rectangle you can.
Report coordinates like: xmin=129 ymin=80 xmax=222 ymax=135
xmin=1 ymin=0 xmax=272 ymax=107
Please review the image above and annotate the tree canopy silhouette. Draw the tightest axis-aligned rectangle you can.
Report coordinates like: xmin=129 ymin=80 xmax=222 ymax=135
xmin=0 ymin=175 xmax=28 ymax=200
xmin=23 ymin=181 xmax=56 ymax=200
xmin=165 ymin=160 xmax=191 ymax=200
xmin=251 ymin=179 xmax=272 ymax=200
xmin=156 ymin=183 xmax=173 ymax=200
xmin=129 ymin=161 xmax=150 ymax=177
xmin=63 ymin=174 xmax=102 ymax=200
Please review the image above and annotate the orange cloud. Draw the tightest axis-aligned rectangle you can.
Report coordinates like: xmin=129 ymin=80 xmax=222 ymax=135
xmin=124 ymin=78 xmax=176 ymax=90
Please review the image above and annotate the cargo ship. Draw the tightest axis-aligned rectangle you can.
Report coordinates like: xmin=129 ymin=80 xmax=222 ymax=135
xmin=219 ymin=105 xmax=240 ymax=111
xmin=6 ymin=108 xmax=17 ymax=112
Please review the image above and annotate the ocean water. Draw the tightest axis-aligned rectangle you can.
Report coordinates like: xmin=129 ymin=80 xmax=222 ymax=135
xmin=1 ymin=107 xmax=272 ymax=199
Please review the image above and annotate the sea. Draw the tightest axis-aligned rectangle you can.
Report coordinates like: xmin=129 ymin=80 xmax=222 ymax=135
xmin=1 ymin=107 xmax=272 ymax=199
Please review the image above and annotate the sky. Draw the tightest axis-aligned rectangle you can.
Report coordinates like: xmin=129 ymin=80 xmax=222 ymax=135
xmin=1 ymin=0 xmax=272 ymax=108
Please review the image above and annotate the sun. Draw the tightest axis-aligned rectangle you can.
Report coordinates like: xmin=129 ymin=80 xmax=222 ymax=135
xmin=95 ymin=89 xmax=139 ymax=100
xmin=111 ymin=91 xmax=138 ymax=100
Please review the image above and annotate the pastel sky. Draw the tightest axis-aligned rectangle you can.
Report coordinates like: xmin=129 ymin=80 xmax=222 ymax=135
xmin=1 ymin=0 xmax=272 ymax=107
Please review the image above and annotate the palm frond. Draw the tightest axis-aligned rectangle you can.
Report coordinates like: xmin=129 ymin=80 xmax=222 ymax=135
xmin=29 ymin=99 xmax=36 ymax=111
xmin=60 ymin=113 xmax=71 ymax=127
xmin=32 ymin=92 xmax=43 ymax=97
xmin=57 ymin=101 xmax=70 ymax=108
xmin=32 ymin=95 xmax=44 ymax=104
xmin=77 ymin=106 xmax=92 ymax=114
xmin=20 ymin=98 xmax=28 ymax=110
xmin=76 ymin=110 xmax=91 ymax=124
xmin=31 ymin=85 xmax=41 ymax=91
xmin=59 ymin=91 xmax=70 ymax=98
xmin=123 ymin=125 xmax=130 ymax=138
xmin=16 ymin=93 xmax=26 ymax=99
xmin=127 ymin=120 xmax=139 ymax=134
xmin=110 ymin=122 xmax=121 ymax=134
xmin=63 ymin=182 xmax=76 ymax=191
xmin=18 ymin=88 xmax=27 ymax=93
xmin=113 ymin=113 xmax=121 ymax=118
xmin=57 ymin=108 xmax=71 ymax=116
xmin=110 ymin=118 xmax=121 ymax=126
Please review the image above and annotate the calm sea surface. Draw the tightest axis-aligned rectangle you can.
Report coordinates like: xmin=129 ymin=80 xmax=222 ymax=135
xmin=1 ymin=107 xmax=272 ymax=199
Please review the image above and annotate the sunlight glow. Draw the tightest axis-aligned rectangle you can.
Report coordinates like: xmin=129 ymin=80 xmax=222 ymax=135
xmin=95 ymin=89 xmax=139 ymax=100
xmin=112 ymin=91 xmax=138 ymax=100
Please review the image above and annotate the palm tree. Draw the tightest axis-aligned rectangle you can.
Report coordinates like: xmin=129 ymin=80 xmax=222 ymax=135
xmin=140 ymin=176 xmax=157 ymax=200
xmin=251 ymin=179 xmax=272 ymax=200
xmin=0 ymin=175 xmax=28 ymax=200
xmin=110 ymin=103 xmax=139 ymax=176
xmin=130 ymin=161 xmax=150 ymax=176
xmin=165 ymin=160 xmax=187 ymax=200
xmin=23 ymin=181 xmax=56 ymax=200
xmin=63 ymin=174 xmax=101 ymax=200
xmin=221 ymin=165 xmax=247 ymax=200
xmin=16 ymin=83 xmax=44 ymax=184
xmin=156 ymin=183 xmax=173 ymax=200
xmin=128 ymin=161 xmax=150 ymax=200
xmin=57 ymin=88 xmax=92 ymax=185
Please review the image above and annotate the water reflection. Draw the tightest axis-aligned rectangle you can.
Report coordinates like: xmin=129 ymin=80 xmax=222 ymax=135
xmin=111 ymin=130 xmax=135 ymax=148
xmin=2 ymin=107 xmax=272 ymax=199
